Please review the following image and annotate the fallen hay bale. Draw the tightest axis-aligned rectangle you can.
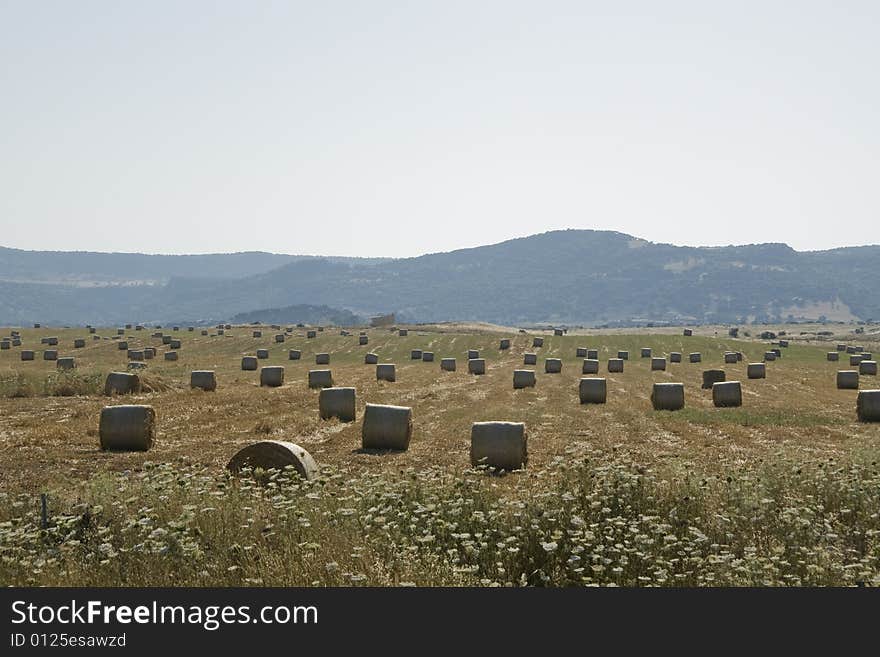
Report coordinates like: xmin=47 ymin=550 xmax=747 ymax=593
xmin=242 ymin=356 xmax=258 ymax=371
xmin=470 ymin=421 xmax=527 ymax=470
xmin=544 ymin=358 xmax=562 ymax=373
xmin=468 ymin=358 xmax=486 ymax=375
xmin=513 ymin=369 xmax=536 ymax=389
xmin=308 ymin=369 xmax=333 ymax=388
xmin=227 ymin=441 xmax=318 ymax=480
xmin=582 ymin=358 xmax=599 ymax=374
xmin=857 ymin=390 xmax=880 ymax=422
xmin=579 ymin=377 xmax=607 ymax=404
xmin=319 ymin=387 xmax=356 ymax=422
xmin=362 ymin=403 xmax=412 ymax=450
xmin=713 ymin=381 xmax=742 ymax=407
xmin=376 ymin=363 xmax=396 ymax=382
xmin=651 ymin=382 xmax=685 ymax=411
xmin=104 ymin=371 xmax=141 ymax=395
xmin=99 ymin=405 xmax=155 ymax=451
xmin=702 ymin=369 xmax=726 ymax=389
xmin=190 ymin=370 xmax=217 ymax=391
xmin=441 ymin=358 xmax=456 ymax=371
xmin=260 ymin=366 xmax=285 ymax=387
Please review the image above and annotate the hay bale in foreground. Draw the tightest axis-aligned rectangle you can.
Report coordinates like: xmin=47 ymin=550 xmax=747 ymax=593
xmin=227 ymin=441 xmax=318 ymax=480
xmin=242 ymin=356 xmax=258 ymax=371
xmin=513 ymin=369 xmax=536 ymax=389
xmin=712 ymin=381 xmax=742 ymax=407
xmin=308 ymin=369 xmax=333 ymax=388
xmin=99 ymin=405 xmax=155 ymax=451
xmin=579 ymin=377 xmax=607 ymax=404
xmin=319 ymin=387 xmax=356 ymax=422
xmin=260 ymin=366 xmax=284 ymax=387
xmin=857 ymin=390 xmax=880 ymax=422
xmin=651 ymin=382 xmax=685 ymax=411
xmin=104 ymin=372 xmax=141 ymax=395
xmin=470 ymin=422 xmax=527 ymax=470
xmin=190 ymin=370 xmax=217 ymax=391
xmin=702 ymin=369 xmax=726 ymax=389
xmin=362 ymin=403 xmax=412 ymax=451
xmin=376 ymin=363 xmax=396 ymax=382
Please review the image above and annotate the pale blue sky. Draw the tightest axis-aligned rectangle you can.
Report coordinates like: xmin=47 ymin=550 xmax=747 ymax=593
xmin=2 ymin=1 xmax=877 ymax=256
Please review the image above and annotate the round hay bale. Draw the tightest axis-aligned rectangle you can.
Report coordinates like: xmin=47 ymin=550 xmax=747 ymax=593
xmin=532 ymin=337 xmax=544 ymax=348
xmin=422 ymin=351 xmax=435 ymax=362
xmin=190 ymin=370 xmax=217 ymax=391
xmin=524 ymin=353 xmax=537 ymax=365
xmin=838 ymin=371 xmax=859 ymax=390
xmin=702 ymin=369 xmax=726 ymax=389
xmin=201 ymin=330 xmax=209 ymax=336
xmin=74 ymin=339 xmax=86 ymax=348
xmin=118 ymin=341 xmax=128 ymax=350
xmin=227 ymin=441 xmax=318 ymax=480
xmin=513 ymin=369 xmax=536 ymax=389
xmin=307 ymin=330 xmax=317 ymax=339
xmin=11 ymin=338 xmax=21 ymax=346
xmin=218 ymin=329 xmax=225 ymax=335
xmin=365 ymin=352 xmax=379 ymax=364
xmin=359 ymin=335 xmax=368 ymax=345
xmin=862 ymin=352 xmax=873 ymax=361
xmin=747 ymin=363 xmax=766 ymax=379
xmin=441 ymin=357 xmax=456 ymax=372
xmin=850 ymin=355 xmax=864 ymax=366
xmin=470 ymin=422 xmax=527 ymax=470
xmin=859 ymin=360 xmax=877 ymax=376
xmin=316 ymin=353 xmax=330 ymax=365
xmin=56 ymin=357 xmax=75 ymax=370
xmin=127 ymin=361 xmax=147 ymax=370
xmin=712 ymin=381 xmax=742 ymax=407
xmin=771 ymin=348 xmax=782 ymax=358
xmin=670 ymin=352 xmax=682 ymax=363
xmin=242 ymin=356 xmax=258 ymax=371
xmin=576 ymin=347 xmax=587 ymax=358
xmin=104 ymin=371 xmax=141 ymax=395
xmin=651 ymin=357 xmax=667 ymax=371
xmin=289 ymin=349 xmax=302 ymax=360
xmin=376 ymin=363 xmax=396 ymax=382
xmin=764 ymin=351 xmax=777 ymax=362
xmin=275 ymin=334 xmax=286 ymax=343
xmin=308 ymin=369 xmax=333 ymax=388
xmin=837 ymin=344 xmax=847 ymax=352
xmin=587 ymin=349 xmax=598 ymax=360
xmin=827 ymin=352 xmax=839 ymax=362
xmin=47 ymin=338 xmax=58 ymax=346
xmin=187 ymin=326 xmax=194 ymax=332
xmin=99 ymin=405 xmax=155 ymax=451
xmin=257 ymin=349 xmax=269 ymax=359
xmin=162 ymin=336 xmax=172 ymax=345
xmin=253 ymin=330 xmax=262 ymax=338
xmin=362 ymin=403 xmax=412 ymax=451
xmin=411 ymin=349 xmax=423 ymax=360
xmin=0 ymin=340 xmax=9 ymax=350
xmin=651 ymin=382 xmax=685 ymax=411
xmin=689 ymin=352 xmax=702 ymax=363
xmin=640 ymin=347 xmax=652 ymax=358
xmin=724 ymin=352 xmax=738 ymax=364
xmin=319 ymin=387 xmax=356 ymax=422
xmin=779 ymin=340 xmax=789 ymax=348
xmin=128 ymin=350 xmax=144 ymax=361
xmin=617 ymin=350 xmax=629 ymax=360
xmin=43 ymin=350 xmax=58 ymax=361
xmin=554 ymin=329 xmax=563 ymax=337
xmin=544 ymin=358 xmax=562 ymax=374
xmin=164 ymin=351 xmax=178 ymax=361
xmin=20 ymin=350 xmax=35 ymax=361
xmin=169 ymin=339 xmax=181 ymax=349
xmin=579 ymin=377 xmax=607 ymax=404
xmin=582 ymin=358 xmax=599 ymax=374
xmin=500 ymin=339 xmax=511 ymax=350
xmin=468 ymin=358 xmax=486 ymax=375
xmin=683 ymin=329 xmax=693 ymax=336
xmin=117 ymin=328 xmax=125 ymax=335
xmin=856 ymin=390 xmax=880 ymax=422
xmin=467 ymin=349 xmax=480 ymax=360
xmin=260 ymin=366 xmax=284 ymax=387
xmin=398 ymin=329 xmax=408 ymax=337
xmin=143 ymin=347 xmax=156 ymax=359
xmin=33 ymin=323 xmax=40 ymax=328
xmin=607 ymin=358 xmax=624 ymax=373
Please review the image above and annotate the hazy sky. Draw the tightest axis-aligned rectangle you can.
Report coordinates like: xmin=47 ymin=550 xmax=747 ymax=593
xmin=2 ymin=1 xmax=878 ymax=257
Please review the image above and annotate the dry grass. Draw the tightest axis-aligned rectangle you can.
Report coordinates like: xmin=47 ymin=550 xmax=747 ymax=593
xmin=0 ymin=323 xmax=878 ymax=586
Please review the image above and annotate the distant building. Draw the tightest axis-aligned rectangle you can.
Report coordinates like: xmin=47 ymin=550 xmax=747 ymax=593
xmin=370 ymin=313 xmax=395 ymax=327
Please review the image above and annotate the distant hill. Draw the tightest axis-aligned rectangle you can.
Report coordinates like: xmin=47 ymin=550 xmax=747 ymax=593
xmin=231 ymin=304 xmax=364 ymax=327
xmin=1 ymin=230 xmax=878 ymax=326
